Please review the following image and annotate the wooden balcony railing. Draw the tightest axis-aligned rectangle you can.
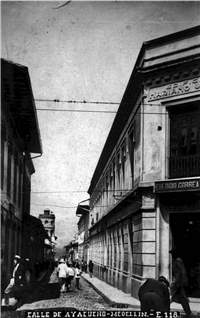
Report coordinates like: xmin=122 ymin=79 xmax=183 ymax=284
xmin=169 ymin=154 xmax=200 ymax=178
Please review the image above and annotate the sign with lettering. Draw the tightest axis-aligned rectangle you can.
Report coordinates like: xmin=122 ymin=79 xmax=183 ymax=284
xmin=148 ymin=77 xmax=200 ymax=101
xmin=155 ymin=178 xmax=200 ymax=193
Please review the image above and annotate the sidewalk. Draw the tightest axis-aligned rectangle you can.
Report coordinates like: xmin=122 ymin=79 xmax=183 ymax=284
xmin=81 ymin=273 xmax=200 ymax=315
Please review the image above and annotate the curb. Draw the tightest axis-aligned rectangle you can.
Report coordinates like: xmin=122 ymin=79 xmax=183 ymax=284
xmin=81 ymin=276 xmax=200 ymax=316
xmin=81 ymin=275 xmax=139 ymax=309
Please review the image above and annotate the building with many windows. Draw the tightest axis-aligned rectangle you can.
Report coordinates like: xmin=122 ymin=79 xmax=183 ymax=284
xmin=87 ymin=26 xmax=200 ymax=301
xmin=76 ymin=201 xmax=90 ymax=263
xmin=1 ymin=58 xmax=42 ymax=275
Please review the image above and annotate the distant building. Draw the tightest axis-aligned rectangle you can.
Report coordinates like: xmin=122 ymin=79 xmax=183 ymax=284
xmin=39 ymin=209 xmax=57 ymax=261
xmin=76 ymin=202 xmax=89 ymax=262
xmin=87 ymin=26 xmax=200 ymax=302
xmin=1 ymin=58 xmax=42 ymax=275
xmin=22 ymin=214 xmax=49 ymax=268
xmin=64 ymin=235 xmax=78 ymax=262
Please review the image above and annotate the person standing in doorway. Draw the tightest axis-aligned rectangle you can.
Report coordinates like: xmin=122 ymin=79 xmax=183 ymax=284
xmin=88 ymin=260 xmax=94 ymax=278
xmin=169 ymin=248 xmax=192 ymax=318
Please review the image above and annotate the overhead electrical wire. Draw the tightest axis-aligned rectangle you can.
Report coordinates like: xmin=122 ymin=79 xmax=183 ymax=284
xmin=34 ymin=98 xmax=168 ymax=114
xmin=35 ymin=99 xmax=120 ymax=105
xmin=2 ymin=189 xmax=130 ymax=195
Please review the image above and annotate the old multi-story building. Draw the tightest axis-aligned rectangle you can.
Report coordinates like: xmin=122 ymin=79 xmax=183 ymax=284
xmin=76 ymin=201 xmax=89 ymax=262
xmin=1 ymin=58 xmax=42 ymax=275
xmin=87 ymin=26 xmax=200 ymax=302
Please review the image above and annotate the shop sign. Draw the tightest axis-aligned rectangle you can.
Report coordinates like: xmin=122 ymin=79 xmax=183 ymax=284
xmin=148 ymin=77 xmax=200 ymax=101
xmin=155 ymin=178 xmax=200 ymax=193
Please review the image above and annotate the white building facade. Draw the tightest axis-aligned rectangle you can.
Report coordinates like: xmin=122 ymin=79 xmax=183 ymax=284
xmin=87 ymin=26 xmax=200 ymax=301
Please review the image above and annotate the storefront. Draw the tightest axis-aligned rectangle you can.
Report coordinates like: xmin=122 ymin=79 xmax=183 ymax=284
xmin=155 ymin=177 xmax=200 ymax=299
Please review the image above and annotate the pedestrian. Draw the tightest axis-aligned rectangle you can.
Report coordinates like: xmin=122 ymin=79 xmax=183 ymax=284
xmin=57 ymin=259 xmax=69 ymax=293
xmin=4 ymin=255 xmax=24 ymax=306
xmin=84 ymin=261 xmax=88 ymax=273
xmin=1 ymin=249 xmax=8 ymax=301
xmin=138 ymin=276 xmax=170 ymax=313
xmin=74 ymin=264 xmax=81 ymax=289
xmin=81 ymin=260 xmax=84 ymax=272
xmin=88 ymin=260 xmax=94 ymax=278
xmin=66 ymin=263 xmax=75 ymax=291
xmin=169 ymin=248 xmax=192 ymax=318
xmin=24 ymin=258 xmax=32 ymax=292
xmin=34 ymin=258 xmax=40 ymax=279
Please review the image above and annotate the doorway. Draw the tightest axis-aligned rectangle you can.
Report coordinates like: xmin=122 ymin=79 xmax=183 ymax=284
xmin=170 ymin=213 xmax=200 ymax=298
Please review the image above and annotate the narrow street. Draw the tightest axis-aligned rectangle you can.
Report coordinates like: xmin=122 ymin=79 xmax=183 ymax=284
xmin=18 ymin=269 xmax=113 ymax=311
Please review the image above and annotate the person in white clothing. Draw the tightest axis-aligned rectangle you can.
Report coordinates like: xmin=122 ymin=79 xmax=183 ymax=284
xmin=74 ymin=265 xmax=81 ymax=289
xmin=65 ymin=263 xmax=75 ymax=291
xmin=57 ymin=259 xmax=69 ymax=292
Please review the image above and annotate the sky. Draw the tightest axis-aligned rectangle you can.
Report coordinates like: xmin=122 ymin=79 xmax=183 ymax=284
xmin=1 ymin=0 xmax=200 ymax=249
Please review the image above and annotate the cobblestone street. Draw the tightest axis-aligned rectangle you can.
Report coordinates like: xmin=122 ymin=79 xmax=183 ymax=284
xmin=18 ymin=269 xmax=112 ymax=311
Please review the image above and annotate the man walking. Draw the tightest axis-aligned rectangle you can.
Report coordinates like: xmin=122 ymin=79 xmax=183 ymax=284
xmin=57 ymin=259 xmax=69 ymax=293
xmin=169 ymin=248 xmax=192 ymax=318
xmin=88 ymin=260 xmax=94 ymax=278
xmin=4 ymin=255 xmax=24 ymax=306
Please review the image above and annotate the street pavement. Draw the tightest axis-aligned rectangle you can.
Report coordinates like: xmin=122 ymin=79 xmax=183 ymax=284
xmin=17 ymin=269 xmax=113 ymax=311
xmin=1 ymin=268 xmax=200 ymax=317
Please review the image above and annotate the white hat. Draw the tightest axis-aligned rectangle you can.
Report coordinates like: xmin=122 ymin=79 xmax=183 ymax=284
xmin=14 ymin=255 xmax=21 ymax=260
xmin=59 ymin=259 xmax=65 ymax=263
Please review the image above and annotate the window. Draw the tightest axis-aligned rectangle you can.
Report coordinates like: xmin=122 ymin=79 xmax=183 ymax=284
xmin=169 ymin=104 xmax=200 ymax=178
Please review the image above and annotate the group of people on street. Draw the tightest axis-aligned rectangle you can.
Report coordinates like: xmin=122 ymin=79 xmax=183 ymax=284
xmin=57 ymin=258 xmax=94 ymax=293
xmin=1 ymin=248 xmax=192 ymax=317
xmin=138 ymin=248 xmax=192 ymax=318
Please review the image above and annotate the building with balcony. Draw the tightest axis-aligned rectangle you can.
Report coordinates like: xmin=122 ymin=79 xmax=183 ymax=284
xmin=87 ymin=26 xmax=200 ymax=301
xmin=1 ymin=58 xmax=42 ymax=275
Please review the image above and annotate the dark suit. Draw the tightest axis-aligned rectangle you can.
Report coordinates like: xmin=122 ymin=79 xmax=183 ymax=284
xmin=138 ymin=278 xmax=170 ymax=312
xmin=4 ymin=262 xmax=24 ymax=304
xmin=14 ymin=263 xmax=24 ymax=287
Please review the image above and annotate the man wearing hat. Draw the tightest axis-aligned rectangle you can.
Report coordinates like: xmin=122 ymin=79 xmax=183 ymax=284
xmin=57 ymin=259 xmax=69 ymax=293
xmin=4 ymin=255 xmax=24 ymax=306
xmin=138 ymin=276 xmax=170 ymax=313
